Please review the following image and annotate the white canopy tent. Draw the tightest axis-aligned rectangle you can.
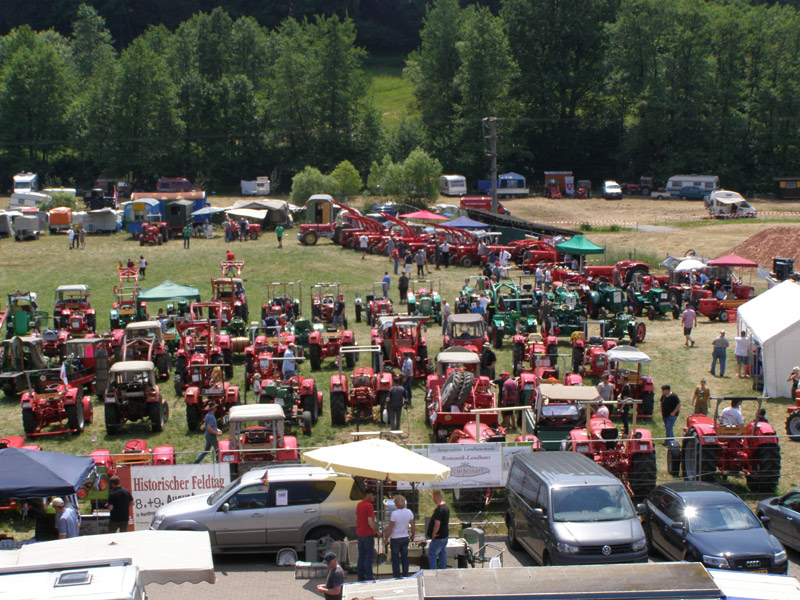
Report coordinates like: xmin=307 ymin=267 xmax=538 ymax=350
xmin=737 ymin=280 xmax=800 ymax=398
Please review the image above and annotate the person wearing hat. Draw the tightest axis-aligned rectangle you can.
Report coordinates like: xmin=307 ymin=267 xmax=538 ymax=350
xmin=660 ymin=384 xmax=681 ymax=445
xmin=252 ymin=372 xmax=262 ymax=398
xmin=401 ymin=351 xmax=414 ymax=408
xmin=194 ymin=403 xmax=222 ymax=463
xmin=355 ymin=489 xmax=378 ymax=581
xmin=282 ymin=343 xmax=297 ymax=379
xmin=51 ymin=497 xmax=79 ymax=539
xmin=316 ymin=551 xmax=344 ymax=600
xmin=710 ymin=330 xmax=729 ymax=377
xmin=480 ymin=341 xmax=496 ymax=380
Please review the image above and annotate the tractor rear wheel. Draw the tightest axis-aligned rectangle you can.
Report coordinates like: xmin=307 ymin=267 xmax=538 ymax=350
xmin=330 ymin=392 xmax=346 ymax=426
xmin=646 ymin=306 xmax=655 ymax=321
xmin=223 ymin=349 xmax=233 ymax=379
xmin=150 ymin=401 xmax=165 ymax=432
xmin=571 ymin=346 xmax=584 ymax=375
xmin=22 ymin=408 xmax=36 ymax=435
xmin=666 ymin=441 xmax=682 ymax=477
xmin=105 ymin=403 xmax=120 ymax=435
xmin=309 ymin=345 xmax=321 ymax=370
xmin=344 ymin=345 xmax=355 ymax=369
xmin=302 ymin=410 xmax=313 ymax=436
xmin=683 ymin=434 xmax=717 ymax=482
xmin=640 ymin=391 xmax=654 ymax=417
xmin=186 ymin=404 xmax=201 ymax=432
xmin=786 ymin=411 xmax=800 ymax=441
xmin=718 ymin=310 xmax=728 ymax=323
xmin=355 ymin=304 xmax=361 ymax=323
xmin=492 ymin=324 xmax=503 ymax=349
xmin=66 ymin=404 xmax=84 ymax=434
xmin=629 ymin=452 xmax=657 ymax=500
xmin=747 ymin=445 xmax=781 ymax=493
xmin=155 ymin=353 xmax=170 ymax=380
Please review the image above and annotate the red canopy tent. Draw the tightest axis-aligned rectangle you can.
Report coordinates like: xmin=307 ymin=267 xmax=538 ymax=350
xmin=398 ymin=210 xmax=448 ymax=221
xmin=708 ymin=254 xmax=758 ymax=268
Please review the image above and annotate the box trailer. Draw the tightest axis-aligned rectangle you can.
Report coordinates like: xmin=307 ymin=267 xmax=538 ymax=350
xmin=13 ymin=215 xmax=40 ymax=240
xmin=84 ymin=208 xmax=119 ymax=234
xmin=48 ymin=207 xmax=73 ymax=233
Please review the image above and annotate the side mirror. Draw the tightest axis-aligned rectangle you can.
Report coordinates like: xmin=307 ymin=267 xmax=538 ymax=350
xmin=532 ymin=507 xmax=547 ymax=519
xmin=221 ymin=502 xmax=230 ymax=513
xmin=760 ymin=515 xmax=771 ymax=524
xmin=636 ymin=503 xmax=646 ymax=516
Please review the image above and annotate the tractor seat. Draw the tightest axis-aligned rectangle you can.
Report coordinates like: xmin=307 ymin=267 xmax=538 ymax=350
xmin=589 ymin=336 xmax=604 ymax=346
xmin=599 ymin=427 xmax=618 ymax=449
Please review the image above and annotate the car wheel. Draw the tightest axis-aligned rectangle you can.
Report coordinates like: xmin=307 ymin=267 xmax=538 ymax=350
xmin=507 ymin=517 xmax=521 ymax=550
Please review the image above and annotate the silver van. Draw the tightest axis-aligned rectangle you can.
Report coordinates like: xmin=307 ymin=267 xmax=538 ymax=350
xmin=505 ymin=451 xmax=648 ymax=565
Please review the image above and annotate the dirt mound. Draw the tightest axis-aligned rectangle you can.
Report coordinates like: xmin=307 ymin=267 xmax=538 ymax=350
xmin=726 ymin=226 xmax=800 ymax=267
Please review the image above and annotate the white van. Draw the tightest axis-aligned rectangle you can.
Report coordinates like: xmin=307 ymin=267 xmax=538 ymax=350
xmin=0 ymin=559 xmax=146 ymax=600
xmin=705 ymin=189 xmax=757 ymax=219
xmin=439 ymin=175 xmax=468 ymax=196
xmin=665 ymin=174 xmax=720 ymax=196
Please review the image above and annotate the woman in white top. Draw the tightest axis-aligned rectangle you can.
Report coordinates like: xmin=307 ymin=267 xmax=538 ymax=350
xmin=383 ymin=495 xmax=415 ymax=578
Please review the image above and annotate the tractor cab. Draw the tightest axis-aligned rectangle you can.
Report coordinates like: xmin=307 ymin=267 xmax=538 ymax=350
xmin=605 ymin=346 xmax=655 ymax=417
xmin=53 ymin=285 xmax=94 ymax=334
xmin=262 ymin=281 xmax=302 ymax=324
xmin=121 ymin=321 xmax=170 ymax=379
xmin=104 ymin=360 xmax=169 ymax=435
xmin=210 ymin=278 xmax=248 ymax=334
xmin=443 ymin=313 xmax=489 ymax=352
xmin=372 ymin=315 xmax=430 ymax=378
xmin=6 ymin=291 xmax=46 ymax=338
xmin=219 ymin=404 xmax=299 ymax=473
xmin=488 ymin=280 xmax=538 ymax=348
xmin=329 ymin=345 xmax=392 ymax=425
xmin=0 ymin=336 xmax=49 ymax=396
xmin=360 ymin=282 xmax=394 ymax=327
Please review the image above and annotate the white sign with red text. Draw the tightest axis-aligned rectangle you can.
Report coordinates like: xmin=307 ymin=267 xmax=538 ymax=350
xmin=129 ymin=464 xmax=230 ymax=530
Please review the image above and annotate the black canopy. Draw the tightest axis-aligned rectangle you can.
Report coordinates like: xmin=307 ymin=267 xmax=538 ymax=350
xmin=0 ymin=448 xmax=94 ymax=497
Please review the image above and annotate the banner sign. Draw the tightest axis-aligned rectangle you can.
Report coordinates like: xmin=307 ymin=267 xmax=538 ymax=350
xmin=126 ymin=463 xmax=231 ymax=530
xmin=403 ymin=442 xmax=534 ymax=489
xmin=565 ymin=177 xmax=574 ymax=195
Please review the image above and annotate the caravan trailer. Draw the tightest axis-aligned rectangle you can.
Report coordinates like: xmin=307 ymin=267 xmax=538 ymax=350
xmin=705 ymin=190 xmax=757 ymax=219
xmin=666 ymin=174 xmax=720 ymax=196
xmin=439 ymin=175 xmax=468 ymax=196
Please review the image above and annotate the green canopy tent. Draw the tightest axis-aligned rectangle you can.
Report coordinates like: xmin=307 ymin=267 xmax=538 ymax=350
xmin=138 ymin=281 xmax=201 ymax=302
xmin=555 ymin=235 xmax=605 ymax=269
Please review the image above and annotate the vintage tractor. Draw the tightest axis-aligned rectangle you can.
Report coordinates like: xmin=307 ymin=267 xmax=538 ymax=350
xmin=543 ymin=285 xmax=588 ymax=337
xmin=110 ymin=267 xmax=148 ymax=330
xmin=52 ymin=285 xmax=96 ymax=335
xmin=372 ymin=315 xmax=431 ymax=379
xmin=487 ymin=280 xmax=538 ymax=349
xmin=296 ymin=194 xmax=357 ymax=245
xmin=308 ymin=327 xmax=357 ymax=370
xmin=523 ymin=382 xmax=594 ymax=451
xmin=184 ymin=373 xmax=240 ymax=433
xmin=210 ymin=277 xmax=249 ymax=336
xmin=5 ymin=291 xmax=46 ymax=339
xmin=407 ymin=280 xmax=442 ymax=323
xmin=261 ymin=281 xmax=302 ymax=324
xmin=442 ymin=313 xmax=489 ymax=353
xmin=583 ymin=282 xmax=626 ymax=319
xmin=21 ymin=381 xmax=93 ymax=436
xmin=0 ymin=336 xmax=50 ymax=397
xmin=117 ymin=321 xmax=172 ymax=379
xmin=519 ymin=240 xmax=559 ymax=270
xmin=562 ymin=397 xmax=656 ymax=500
xmin=425 ymin=347 xmax=500 ymax=443
xmin=455 ymin=276 xmax=490 ymax=314
xmin=512 ymin=332 xmax=560 ymax=378
xmin=329 ymin=346 xmax=392 ymax=425
xmin=219 ymin=404 xmax=300 ymax=475
xmin=139 ymin=221 xmax=167 ymax=245
xmin=356 ymin=282 xmax=394 ymax=326
xmin=571 ymin=318 xmax=645 ymax=375
xmin=681 ymin=396 xmax=781 ymax=493
xmin=628 ymin=282 xmax=679 ymax=320
xmin=605 ymin=345 xmax=656 ymax=417
xmin=173 ymin=320 xmax=232 ymax=394
xmin=104 ymin=361 xmax=170 ymax=434
xmin=258 ymin=368 xmax=322 ymax=435
xmin=785 ymin=389 xmax=800 ymax=441
xmin=243 ymin=325 xmax=297 ymax=389
xmin=312 ymin=282 xmax=345 ymax=325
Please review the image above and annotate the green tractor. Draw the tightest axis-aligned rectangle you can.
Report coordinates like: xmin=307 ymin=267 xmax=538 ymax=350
xmin=584 ymin=282 xmax=627 ymax=319
xmin=488 ymin=281 xmax=537 ymax=348
xmin=407 ymin=279 xmax=442 ymax=323
xmin=456 ymin=276 xmax=489 ymax=314
xmin=5 ymin=291 xmax=47 ymax=339
xmin=628 ymin=284 xmax=680 ymax=320
xmin=590 ymin=314 xmax=647 ymax=346
xmin=543 ymin=285 xmax=587 ymax=337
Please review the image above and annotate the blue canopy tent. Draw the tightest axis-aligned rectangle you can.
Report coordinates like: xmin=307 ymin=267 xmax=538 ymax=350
xmin=443 ymin=216 xmax=489 ymax=230
xmin=0 ymin=448 xmax=94 ymax=497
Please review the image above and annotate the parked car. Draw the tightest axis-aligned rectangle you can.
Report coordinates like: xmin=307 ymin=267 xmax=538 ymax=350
xmin=150 ymin=465 xmax=361 ymax=557
xmin=644 ymin=481 xmax=787 ymax=574
xmin=757 ymin=489 xmax=800 ymax=552
xmin=505 ymin=451 xmax=648 ymax=566
xmin=602 ymin=181 xmax=622 ymax=200
xmin=677 ymin=186 xmax=709 ymax=201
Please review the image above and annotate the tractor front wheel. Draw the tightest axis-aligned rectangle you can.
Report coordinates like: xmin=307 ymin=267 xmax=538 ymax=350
xmin=666 ymin=440 xmax=682 ymax=477
xmin=186 ymin=404 xmax=201 ymax=431
xmin=330 ymin=392 xmax=346 ymax=426
xmin=646 ymin=305 xmax=655 ymax=321
xmin=460 ymin=255 xmax=474 ymax=268
xmin=682 ymin=434 xmax=717 ymax=482
xmin=629 ymin=452 xmax=657 ymax=500
xmin=105 ymin=403 xmax=120 ymax=435
xmin=302 ymin=410 xmax=313 ymax=436
xmin=786 ymin=411 xmax=800 ymax=441
xmin=344 ymin=345 xmax=355 ymax=369
xmin=309 ymin=345 xmax=321 ymax=370
xmin=640 ymin=391 xmax=654 ymax=417
xmin=355 ymin=304 xmax=361 ymax=323
xmin=301 ymin=231 xmax=318 ymax=246
xmin=747 ymin=445 xmax=781 ymax=493
xmin=66 ymin=404 xmax=84 ymax=434
xmin=22 ymin=408 xmax=36 ymax=435
xmin=492 ymin=324 xmax=503 ymax=349
xmin=150 ymin=401 xmax=165 ymax=432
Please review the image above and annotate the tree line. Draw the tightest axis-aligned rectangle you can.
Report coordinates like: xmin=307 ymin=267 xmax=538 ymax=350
xmin=1 ymin=1 xmax=799 ymax=198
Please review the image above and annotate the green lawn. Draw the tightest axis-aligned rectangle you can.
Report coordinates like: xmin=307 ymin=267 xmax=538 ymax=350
xmin=364 ymin=55 xmax=415 ymax=126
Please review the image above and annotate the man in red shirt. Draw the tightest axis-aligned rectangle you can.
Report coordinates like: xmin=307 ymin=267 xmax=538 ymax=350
xmin=356 ymin=489 xmax=377 ymax=581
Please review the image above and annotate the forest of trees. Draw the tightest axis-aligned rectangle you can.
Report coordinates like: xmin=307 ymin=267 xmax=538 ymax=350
xmin=1 ymin=0 xmax=799 ymax=195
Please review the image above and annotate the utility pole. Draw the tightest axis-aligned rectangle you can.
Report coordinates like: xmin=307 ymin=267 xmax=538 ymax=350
xmin=483 ymin=117 xmax=499 ymax=213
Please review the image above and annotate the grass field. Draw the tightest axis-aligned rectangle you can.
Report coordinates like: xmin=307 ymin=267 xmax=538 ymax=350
xmin=3 ymin=194 xmax=800 ymax=535
xmin=364 ymin=55 xmax=414 ymax=126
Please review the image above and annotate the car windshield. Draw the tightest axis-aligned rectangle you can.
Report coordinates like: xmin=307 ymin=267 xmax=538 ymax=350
xmin=687 ymin=503 xmax=761 ymax=532
xmin=207 ymin=476 xmax=242 ymax=505
xmin=552 ymin=485 xmax=634 ymax=522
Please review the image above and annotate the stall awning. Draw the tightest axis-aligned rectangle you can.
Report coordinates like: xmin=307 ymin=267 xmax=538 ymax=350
xmin=138 ymin=281 xmax=200 ymax=302
xmin=555 ymin=235 xmax=604 ymax=255
xmin=708 ymin=254 xmax=758 ymax=268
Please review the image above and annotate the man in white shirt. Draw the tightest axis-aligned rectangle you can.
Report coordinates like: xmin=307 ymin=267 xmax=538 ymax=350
xmin=282 ymin=343 xmax=297 ymax=379
xmin=499 ymin=248 xmax=511 ymax=267
xmin=719 ymin=398 xmax=744 ymax=426
xmin=383 ymin=495 xmax=415 ymax=578
xmin=359 ymin=234 xmax=369 ymax=259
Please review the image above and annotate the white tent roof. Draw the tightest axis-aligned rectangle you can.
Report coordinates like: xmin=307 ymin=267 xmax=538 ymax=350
xmin=3 ymin=531 xmax=215 ymax=586
xmin=708 ymin=190 xmax=746 ymax=205
xmin=226 ymin=208 xmax=268 ymax=220
xmin=606 ymin=346 xmax=651 ymax=364
xmin=738 ymin=281 xmax=800 ymax=345
xmin=231 ymin=199 xmax=289 ymax=212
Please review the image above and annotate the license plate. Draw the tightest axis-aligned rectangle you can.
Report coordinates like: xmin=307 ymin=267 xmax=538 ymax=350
xmin=754 ymin=569 xmax=768 ymax=573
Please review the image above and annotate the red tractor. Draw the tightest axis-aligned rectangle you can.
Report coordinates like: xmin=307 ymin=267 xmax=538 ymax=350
xmin=425 ymin=347 xmax=500 ymax=443
xmin=174 ymin=320 xmax=232 ymax=393
xmin=679 ymin=396 xmax=780 ymax=493
xmin=297 ymin=194 xmax=356 ymax=246
xmin=39 ymin=337 xmax=113 ymax=397
xmin=219 ymin=404 xmax=299 ymax=475
xmin=562 ymin=397 xmax=656 ymax=500
xmin=104 ymin=361 xmax=170 ymax=434
xmin=512 ymin=332 xmax=559 ymax=378
xmin=110 ymin=267 xmax=148 ymax=330
xmin=53 ymin=285 xmax=96 ymax=335
xmin=139 ymin=221 xmax=168 ymax=245
xmin=570 ymin=323 xmax=620 ymax=376
xmin=21 ymin=383 xmax=93 ymax=436
xmin=371 ymin=315 xmax=431 ymax=379
xmin=308 ymin=327 xmax=357 ymax=371
xmin=312 ymin=282 xmax=344 ymax=325
xmin=520 ymin=241 xmax=559 ymax=270
xmin=243 ymin=326 xmax=297 ymax=391
xmin=184 ymin=375 xmax=240 ymax=433
xmin=605 ymin=345 xmax=656 ymax=417
xmin=119 ymin=321 xmax=172 ymax=379
xmin=261 ymin=281 xmax=302 ymax=324
xmin=79 ymin=441 xmax=175 ymax=502
xmin=443 ymin=313 xmax=489 ymax=353
xmin=356 ymin=282 xmax=394 ymax=326
xmin=329 ymin=346 xmax=392 ymax=425
xmin=210 ymin=277 xmax=249 ymax=325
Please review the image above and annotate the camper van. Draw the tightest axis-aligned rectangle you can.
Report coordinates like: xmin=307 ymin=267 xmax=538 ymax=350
xmin=439 ymin=175 xmax=468 ymax=196
xmin=665 ymin=174 xmax=720 ymax=196
xmin=10 ymin=172 xmax=49 ymax=211
xmin=705 ymin=190 xmax=757 ymax=219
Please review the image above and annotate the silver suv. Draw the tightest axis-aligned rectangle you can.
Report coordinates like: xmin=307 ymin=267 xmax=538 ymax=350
xmin=149 ymin=465 xmax=361 ymax=555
